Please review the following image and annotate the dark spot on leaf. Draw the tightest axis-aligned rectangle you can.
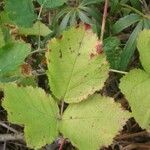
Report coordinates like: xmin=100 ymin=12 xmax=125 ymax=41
xmin=90 ymin=53 xmax=95 ymax=59
xmin=69 ymin=47 xmax=71 ymax=50
xmin=79 ymin=42 xmax=82 ymax=46
xmin=67 ymin=38 xmax=70 ymax=41
xmin=78 ymin=53 xmax=81 ymax=56
xmin=59 ymin=49 xmax=62 ymax=58
xmin=70 ymin=116 xmax=73 ymax=119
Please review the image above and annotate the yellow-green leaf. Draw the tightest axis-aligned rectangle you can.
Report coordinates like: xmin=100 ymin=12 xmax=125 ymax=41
xmin=46 ymin=26 xmax=109 ymax=103
xmin=2 ymin=83 xmax=59 ymax=149
xmin=19 ymin=21 xmax=52 ymax=36
xmin=60 ymin=94 xmax=130 ymax=150
xmin=137 ymin=29 xmax=150 ymax=74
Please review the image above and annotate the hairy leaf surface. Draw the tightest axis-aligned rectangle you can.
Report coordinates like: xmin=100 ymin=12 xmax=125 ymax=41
xmin=60 ymin=94 xmax=130 ymax=150
xmin=46 ymin=26 xmax=109 ymax=103
xmin=2 ymin=84 xmax=59 ymax=149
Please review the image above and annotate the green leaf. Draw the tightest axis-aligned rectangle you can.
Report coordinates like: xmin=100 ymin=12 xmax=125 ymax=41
xmin=120 ymin=69 xmax=150 ymax=130
xmin=59 ymin=12 xmax=71 ymax=31
xmin=18 ymin=21 xmax=52 ymax=36
xmin=0 ymin=28 xmax=5 ymax=48
xmin=46 ymin=26 xmax=109 ymax=103
xmin=119 ymin=21 xmax=143 ymax=70
xmin=120 ymin=30 xmax=150 ymax=130
xmin=143 ymin=19 xmax=150 ymax=29
xmin=37 ymin=0 xmax=67 ymax=8
xmin=4 ymin=0 xmax=36 ymax=27
xmin=0 ymin=42 xmax=31 ymax=76
xmin=80 ymin=6 xmax=101 ymax=22
xmin=80 ymin=0 xmax=104 ymax=6
xmin=78 ymin=11 xmax=93 ymax=25
xmin=130 ymin=0 xmax=141 ymax=10
xmin=137 ymin=29 xmax=150 ymax=73
xmin=60 ymin=94 xmax=130 ymax=150
xmin=112 ymin=14 xmax=141 ymax=34
xmin=2 ymin=83 xmax=59 ymax=149
xmin=103 ymin=37 xmax=121 ymax=69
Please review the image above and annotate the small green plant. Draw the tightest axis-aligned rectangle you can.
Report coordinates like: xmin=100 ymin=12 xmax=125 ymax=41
xmin=112 ymin=1 xmax=150 ymax=70
xmin=52 ymin=0 xmax=103 ymax=33
xmin=2 ymin=26 xmax=130 ymax=149
xmin=120 ymin=29 xmax=150 ymax=130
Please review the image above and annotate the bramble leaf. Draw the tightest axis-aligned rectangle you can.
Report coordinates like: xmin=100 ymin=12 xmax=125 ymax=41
xmin=120 ymin=30 xmax=150 ymax=130
xmin=137 ymin=29 xmax=150 ymax=74
xmin=60 ymin=94 xmax=130 ymax=150
xmin=4 ymin=0 xmax=36 ymax=27
xmin=2 ymin=83 xmax=59 ymax=149
xmin=0 ymin=42 xmax=31 ymax=77
xmin=19 ymin=21 xmax=52 ymax=36
xmin=103 ymin=36 xmax=121 ymax=69
xmin=46 ymin=26 xmax=109 ymax=103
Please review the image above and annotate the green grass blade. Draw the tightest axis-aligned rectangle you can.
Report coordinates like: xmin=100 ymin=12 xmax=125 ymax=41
xmin=112 ymin=13 xmax=141 ymax=34
xmin=119 ymin=21 xmax=143 ymax=70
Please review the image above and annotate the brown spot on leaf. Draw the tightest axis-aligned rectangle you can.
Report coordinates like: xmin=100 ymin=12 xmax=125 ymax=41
xmin=84 ymin=23 xmax=91 ymax=30
xmin=21 ymin=63 xmax=32 ymax=76
xmin=90 ymin=53 xmax=95 ymax=59
xmin=96 ymin=41 xmax=103 ymax=54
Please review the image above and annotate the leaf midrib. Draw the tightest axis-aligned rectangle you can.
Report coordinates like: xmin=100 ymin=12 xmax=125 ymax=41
xmin=62 ymin=30 xmax=86 ymax=100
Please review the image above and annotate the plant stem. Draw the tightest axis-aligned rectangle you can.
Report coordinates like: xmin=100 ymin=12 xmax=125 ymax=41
xmin=100 ymin=0 xmax=109 ymax=43
xmin=120 ymin=3 xmax=150 ymax=19
xmin=60 ymin=100 xmax=64 ymax=117
xmin=110 ymin=69 xmax=128 ymax=74
xmin=0 ymin=134 xmax=24 ymax=142
xmin=30 ymin=48 xmax=46 ymax=54
xmin=0 ymin=122 xmax=18 ymax=134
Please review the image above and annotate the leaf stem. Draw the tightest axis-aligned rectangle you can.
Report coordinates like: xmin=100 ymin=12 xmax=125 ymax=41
xmin=120 ymin=3 xmax=150 ymax=19
xmin=30 ymin=48 xmax=46 ymax=54
xmin=110 ymin=69 xmax=128 ymax=74
xmin=60 ymin=100 xmax=64 ymax=117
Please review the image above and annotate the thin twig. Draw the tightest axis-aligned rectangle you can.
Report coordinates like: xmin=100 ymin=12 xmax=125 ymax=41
xmin=100 ymin=0 xmax=109 ymax=42
xmin=0 ymin=122 xmax=18 ymax=134
xmin=0 ymin=134 xmax=24 ymax=142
